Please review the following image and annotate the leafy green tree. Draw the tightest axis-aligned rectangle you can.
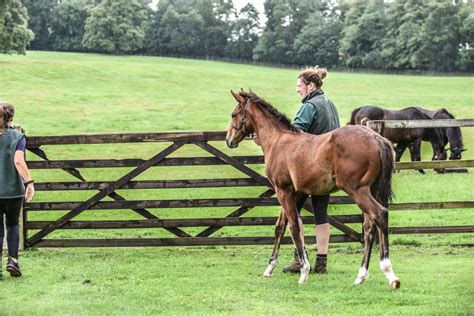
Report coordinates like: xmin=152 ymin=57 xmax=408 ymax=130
xmin=144 ymin=0 xmax=170 ymax=55
xmin=162 ymin=6 xmax=204 ymax=55
xmin=50 ymin=0 xmax=91 ymax=52
xmin=417 ymin=2 xmax=462 ymax=71
xmin=82 ymin=0 xmax=151 ymax=54
xmin=225 ymin=3 xmax=260 ymax=59
xmin=339 ymin=0 xmax=386 ymax=68
xmin=0 ymin=0 xmax=7 ymax=34
xmin=22 ymin=0 xmax=57 ymax=50
xmin=145 ymin=0 xmax=204 ymax=55
xmin=0 ymin=0 xmax=33 ymax=54
xmin=254 ymin=0 xmax=324 ymax=63
xmin=457 ymin=4 xmax=474 ymax=71
xmin=380 ymin=0 xmax=430 ymax=70
xmin=293 ymin=10 xmax=343 ymax=67
xmin=193 ymin=0 xmax=234 ymax=57
xmin=146 ymin=0 xmax=233 ymax=57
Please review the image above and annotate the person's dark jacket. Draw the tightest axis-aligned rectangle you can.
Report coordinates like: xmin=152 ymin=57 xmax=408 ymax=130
xmin=292 ymin=89 xmax=340 ymax=135
xmin=0 ymin=128 xmax=25 ymax=198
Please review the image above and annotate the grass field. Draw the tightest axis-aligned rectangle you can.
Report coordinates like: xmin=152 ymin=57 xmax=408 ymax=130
xmin=0 ymin=51 xmax=473 ymax=315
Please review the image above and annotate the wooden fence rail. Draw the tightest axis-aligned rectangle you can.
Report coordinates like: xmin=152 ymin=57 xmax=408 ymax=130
xmin=365 ymin=119 xmax=474 ymax=129
xmin=23 ymin=130 xmax=473 ymax=248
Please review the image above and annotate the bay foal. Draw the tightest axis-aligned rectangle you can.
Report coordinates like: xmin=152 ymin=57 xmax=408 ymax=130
xmin=226 ymin=91 xmax=400 ymax=288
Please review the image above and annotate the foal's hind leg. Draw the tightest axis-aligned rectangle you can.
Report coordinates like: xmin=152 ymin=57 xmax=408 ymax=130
xmin=347 ymin=187 xmax=399 ymax=288
xmin=263 ymin=208 xmax=287 ymax=277
xmin=376 ymin=210 xmax=400 ymax=289
xmin=278 ymin=190 xmax=310 ymax=284
xmin=354 ymin=214 xmax=376 ymax=285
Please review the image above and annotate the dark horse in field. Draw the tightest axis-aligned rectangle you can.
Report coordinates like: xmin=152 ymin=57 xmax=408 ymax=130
xmin=226 ymin=91 xmax=400 ymax=288
xmin=349 ymin=106 xmax=447 ymax=174
xmin=416 ymin=107 xmax=465 ymax=160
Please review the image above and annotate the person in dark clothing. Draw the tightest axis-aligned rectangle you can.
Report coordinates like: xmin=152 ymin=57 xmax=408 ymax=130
xmin=282 ymin=67 xmax=340 ymax=274
xmin=0 ymin=103 xmax=34 ymax=279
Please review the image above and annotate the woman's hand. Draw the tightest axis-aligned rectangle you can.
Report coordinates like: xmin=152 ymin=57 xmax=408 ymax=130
xmin=25 ymin=183 xmax=35 ymax=202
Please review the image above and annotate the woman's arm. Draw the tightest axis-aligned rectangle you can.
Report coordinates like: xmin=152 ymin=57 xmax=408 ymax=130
xmin=292 ymin=102 xmax=317 ymax=132
xmin=14 ymin=150 xmax=35 ymax=202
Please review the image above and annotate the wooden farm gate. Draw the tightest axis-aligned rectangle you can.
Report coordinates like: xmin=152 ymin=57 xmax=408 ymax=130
xmin=23 ymin=130 xmax=474 ymax=248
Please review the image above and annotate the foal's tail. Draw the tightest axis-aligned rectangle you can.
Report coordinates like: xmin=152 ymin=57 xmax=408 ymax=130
xmin=372 ymin=135 xmax=395 ymax=208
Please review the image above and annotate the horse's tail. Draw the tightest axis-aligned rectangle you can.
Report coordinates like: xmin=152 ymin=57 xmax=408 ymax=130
xmin=372 ymin=135 xmax=395 ymax=208
xmin=348 ymin=107 xmax=361 ymax=125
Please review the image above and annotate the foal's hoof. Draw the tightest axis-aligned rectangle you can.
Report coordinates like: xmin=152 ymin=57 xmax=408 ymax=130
xmin=298 ymin=265 xmax=310 ymax=285
xmin=391 ymin=279 xmax=401 ymax=289
xmin=298 ymin=275 xmax=308 ymax=285
xmin=354 ymin=277 xmax=367 ymax=285
xmin=354 ymin=269 xmax=368 ymax=285
xmin=263 ymin=261 xmax=277 ymax=278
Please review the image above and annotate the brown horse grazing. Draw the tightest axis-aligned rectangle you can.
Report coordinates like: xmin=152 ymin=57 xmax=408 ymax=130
xmin=226 ymin=91 xmax=400 ymax=288
xmin=349 ymin=106 xmax=448 ymax=174
xmin=415 ymin=107 xmax=466 ymax=160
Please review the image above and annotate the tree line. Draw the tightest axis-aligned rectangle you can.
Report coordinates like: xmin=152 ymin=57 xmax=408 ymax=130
xmin=1 ymin=0 xmax=473 ymax=72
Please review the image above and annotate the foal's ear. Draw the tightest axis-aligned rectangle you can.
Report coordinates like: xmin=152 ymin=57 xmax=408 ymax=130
xmin=230 ymin=90 xmax=244 ymax=103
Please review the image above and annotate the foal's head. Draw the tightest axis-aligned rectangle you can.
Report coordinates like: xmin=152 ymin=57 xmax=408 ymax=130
xmin=226 ymin=90 xmax=255 ymax=148
xmin=226 ymin=90 xmax=295 ymax=148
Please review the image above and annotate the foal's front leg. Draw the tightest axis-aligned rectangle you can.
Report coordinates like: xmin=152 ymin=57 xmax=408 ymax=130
xmin=278 ymin=190 xmax=310 ymax=284
xmin=263 ymin=208 xmax=287 ymax=277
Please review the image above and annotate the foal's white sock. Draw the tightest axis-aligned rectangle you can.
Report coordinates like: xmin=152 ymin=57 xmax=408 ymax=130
xmin=380 ymin=258 xmax=398 ymax=284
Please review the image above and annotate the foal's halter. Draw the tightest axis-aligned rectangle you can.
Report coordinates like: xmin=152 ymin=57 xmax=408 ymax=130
xmin=231 ymin=98 xmax=252 ymax=137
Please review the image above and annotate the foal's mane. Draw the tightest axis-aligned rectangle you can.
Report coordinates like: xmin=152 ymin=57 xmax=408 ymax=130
xmin=238 ymin=91 xmax=297 ymax=131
